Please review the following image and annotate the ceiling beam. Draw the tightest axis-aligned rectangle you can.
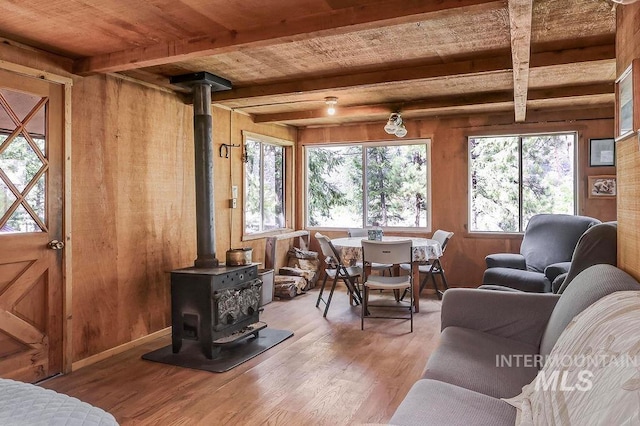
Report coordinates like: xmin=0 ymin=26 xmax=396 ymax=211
xmin=528 ymin=82 xmax=613 ymax=100
xmin=530 ymin=43 xmax=614 ymax=68
xmin=73 ymin=0 xmax=503 ymax=75
xmin=507 ymin=0 xmax=533 ymax=122
xmin=214 ymin=56 xmax=514 ymax=104
xmin=211 ymin=44 xmax=613 ymax=104
xmin=118 ymin=69 xmax=192 ymax=94
xmin=252 ymin=83 xmax=614 ymax=123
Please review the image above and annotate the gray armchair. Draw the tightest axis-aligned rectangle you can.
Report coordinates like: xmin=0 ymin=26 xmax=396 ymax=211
xmin=482 ymin=214 xmax=600 ymax=292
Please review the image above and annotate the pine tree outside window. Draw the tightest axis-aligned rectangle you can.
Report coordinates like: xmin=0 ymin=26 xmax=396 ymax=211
xmin=244 ymin=135 xmax=286 ymax=235
xmin=305 ymin=140 xmax=431 ymax=230
xmin=468 ymin=132 xmax=576 ymax=233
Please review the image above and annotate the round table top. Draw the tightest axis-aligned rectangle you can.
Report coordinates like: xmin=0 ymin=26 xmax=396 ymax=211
xmin=331 ymin=236 xmax=442 ymax=263
xmin=331 ymin=236 xmax=439 ymax=248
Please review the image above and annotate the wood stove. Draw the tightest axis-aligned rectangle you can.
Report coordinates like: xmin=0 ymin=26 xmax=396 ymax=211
xmin=171 ymin=264 xmax=264 ymax=359
xmin=167 ymin=71 xmax=269 ymax=360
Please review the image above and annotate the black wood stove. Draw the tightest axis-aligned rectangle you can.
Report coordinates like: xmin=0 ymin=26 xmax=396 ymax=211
xmin=168 ymin=72 xmax=267 ymax=360
xmin=171 ymin=264 xmax=264 ymax=359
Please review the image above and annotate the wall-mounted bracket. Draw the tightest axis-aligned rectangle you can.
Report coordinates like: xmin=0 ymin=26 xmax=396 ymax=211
xmin=219 ymin=143 xmax=240 ymax=158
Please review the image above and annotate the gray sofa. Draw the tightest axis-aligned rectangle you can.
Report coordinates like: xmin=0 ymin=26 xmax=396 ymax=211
xmin=482 ymin=214 xmax=600 ymax=292
xmin=390 ymin=264 xmax=640 ymax=425
xmin=552 ymin=221 xmax=617 ymax=293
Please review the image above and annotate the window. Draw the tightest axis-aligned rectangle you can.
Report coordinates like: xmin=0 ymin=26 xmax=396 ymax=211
xmin=0 ymin=87 xmax=48 ymax=234
xmin=305 ymin=141 xmax=430 ymax=229
xmin=469 ymin=133 xmax=576 ymax=233
xmin=244 ymin=134 xmax=286 ymax=235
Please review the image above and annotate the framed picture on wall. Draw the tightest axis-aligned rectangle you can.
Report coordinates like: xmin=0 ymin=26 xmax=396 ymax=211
xmin=588 ymin=175 xmax=617 ymax=199
xmin=589 ymin=138 xmax=615 ymax=167
xmin=616 ymin=59 xmax=640 ymax=141
xmin=616 ymin=63 xmax=634 ymax=139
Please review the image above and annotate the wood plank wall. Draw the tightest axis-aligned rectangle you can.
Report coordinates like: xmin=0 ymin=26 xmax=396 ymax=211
xmin=70 ymin=79 xmax=296 ymax=362
xmin=298 ymin=111 xmax=615 ymax=287
xmin=615 ymin=4 xmax=640 ymax=281
xmin=211 ymin=109 xmax=297 ymax=268
xmin=71 ymin=75 xmax=196 ymax=361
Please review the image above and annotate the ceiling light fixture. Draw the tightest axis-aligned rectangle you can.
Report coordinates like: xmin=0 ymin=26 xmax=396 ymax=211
xmin=325 ymin=97 xmax=338 ymax=115
xmin=384 ymin=112 xmax=407 ymax=138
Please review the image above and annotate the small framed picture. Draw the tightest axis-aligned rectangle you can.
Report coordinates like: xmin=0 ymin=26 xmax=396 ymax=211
xmin=588 ymin=175 xmax=617 ymax=199
xmin=616 ymin=64 xmax=634 ymax=138
xmin=589 ymin=138 xmax=615 ymax=167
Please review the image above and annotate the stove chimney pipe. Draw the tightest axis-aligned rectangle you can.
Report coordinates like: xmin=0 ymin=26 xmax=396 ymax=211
xmin=192 ymin=83 xmax=217 ymax=268
xmin=169 ymin=72 xmax=233 ymax=268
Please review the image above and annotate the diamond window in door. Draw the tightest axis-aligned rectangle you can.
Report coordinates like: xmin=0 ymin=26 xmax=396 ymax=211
xmin=0 ymin=88 xmax=48 ymax=233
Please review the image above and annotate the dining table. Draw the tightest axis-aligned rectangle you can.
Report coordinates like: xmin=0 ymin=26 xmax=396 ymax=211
xmin=330 ymin=236 xmax=443 ymax=313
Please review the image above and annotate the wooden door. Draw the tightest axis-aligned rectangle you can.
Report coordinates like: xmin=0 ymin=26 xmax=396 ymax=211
xmin=0 ymin=68 xmax=64 ymax=382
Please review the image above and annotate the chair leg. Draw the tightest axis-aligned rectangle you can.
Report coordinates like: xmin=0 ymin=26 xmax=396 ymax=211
xmin=410 ymin=284 xmax=413 ymax=333
xmin=419 ymin=272 xmax=430 ymax=294
xmin=440 ymin=268 xmax=450 ymax=292
xmin=432 ymin=259 xmax=448 ymax=299
xmin=434 ymin=269 xmax=449 ymax=300
xmin=431 ymin=273 xmax=441 ymax=300
xmin=400 ymin=288 xmax=407 ymax=301
xmin=340 ymin=276 xmax=362 ymax=306
xmin=401 ymin=272 xmax=421 ymax=301
xmin=323 ymin=275 xmax=339 ymax=318
xmin=316 ymin=273 xmax=329 ymax=308
xmin=361 ymin=285 xmax=369 ymax=330
xmin=343 ymin=277 xmax=361 ymax=306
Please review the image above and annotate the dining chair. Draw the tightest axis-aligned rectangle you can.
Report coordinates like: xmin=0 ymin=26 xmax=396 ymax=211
xmin=315 ymin=232 xmax=363 ymax=317
xmin=347 ymin=228 xmax=393 ymax=276
xmin=400 ymin=230 xmax=453 ymax=300
xmin=361 ymin=239 xmax=413 ymax=332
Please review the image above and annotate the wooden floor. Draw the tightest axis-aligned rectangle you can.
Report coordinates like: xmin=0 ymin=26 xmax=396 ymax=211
xmin=42 ymin=287 xmax=442 ymax=425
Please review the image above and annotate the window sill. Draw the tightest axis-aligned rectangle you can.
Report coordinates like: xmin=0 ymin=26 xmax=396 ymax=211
xmin=306 ymin=226 xmax=432 ymax=234
xmin=242 ymin=228 xmax=295 ymax=241
xmin=465 ymin=231 xmax=524 ymax=239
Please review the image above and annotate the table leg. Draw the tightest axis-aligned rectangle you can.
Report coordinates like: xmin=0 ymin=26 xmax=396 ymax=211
xmin=412 ymin=261 xmax=420 ymax=313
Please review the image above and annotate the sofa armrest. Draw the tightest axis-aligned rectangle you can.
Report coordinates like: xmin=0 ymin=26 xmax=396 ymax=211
xmin=477 ymin=284 xmax=523 ymax=292
xmin=552 ymin=272 xmax=568 ymax=293
xmin=441 ymin=288 xmax=560 ymax=347
xmin=485 ymin=253 xmax=526 ymax=270
xmin=544 ymin=262 xmax=571 ymax=282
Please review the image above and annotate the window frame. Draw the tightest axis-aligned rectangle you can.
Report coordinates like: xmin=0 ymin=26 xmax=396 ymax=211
xmin=242 ymin=131 xmax=294 ymax=239
xmin=303 ymin=139 xmax=432 ymax=233
xmin=467 ymin=131 xmax=578 ymax=235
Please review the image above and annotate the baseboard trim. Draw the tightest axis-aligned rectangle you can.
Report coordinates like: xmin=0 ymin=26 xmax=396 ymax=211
xmin=72 ymin=327 xmax=171 ymax=371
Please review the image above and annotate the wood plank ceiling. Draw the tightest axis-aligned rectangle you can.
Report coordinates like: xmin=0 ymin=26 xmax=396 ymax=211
xmin=0 ymin=0 xmax=617 ymax=127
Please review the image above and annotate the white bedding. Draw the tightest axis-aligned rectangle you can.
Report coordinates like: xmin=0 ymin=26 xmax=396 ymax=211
xmin=0 ymin=378 xmax=118 ymax=426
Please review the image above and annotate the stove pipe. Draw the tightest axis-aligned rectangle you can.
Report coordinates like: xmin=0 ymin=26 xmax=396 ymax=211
xmin=192 ymin=83 xmax=218 ymax=268
xmin=169 ymin=72 xmax=233 ymax=268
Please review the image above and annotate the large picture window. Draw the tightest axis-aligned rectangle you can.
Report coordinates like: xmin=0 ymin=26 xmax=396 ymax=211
xmin=469 ymin=133 xmax=576 ymax=233
xmin=244 ymin=135 xmax=286 ymax=234
xmin=305 ymin=141 xmax=430 ymax=229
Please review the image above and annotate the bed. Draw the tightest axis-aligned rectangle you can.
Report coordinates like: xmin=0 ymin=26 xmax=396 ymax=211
xmin=0 ymin=378 xmax=118 ymax=425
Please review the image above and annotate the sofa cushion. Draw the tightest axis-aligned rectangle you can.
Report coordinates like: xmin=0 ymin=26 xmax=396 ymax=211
xmin=540 ymin=264 xmax=640 ymax=356
xmin=422 ymin=326 xmax=539 ymax=399
xmin=482 ymin=267 xmax=550 ymax=292
xmin=389 ymin=379 xmax=516 ymax=426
